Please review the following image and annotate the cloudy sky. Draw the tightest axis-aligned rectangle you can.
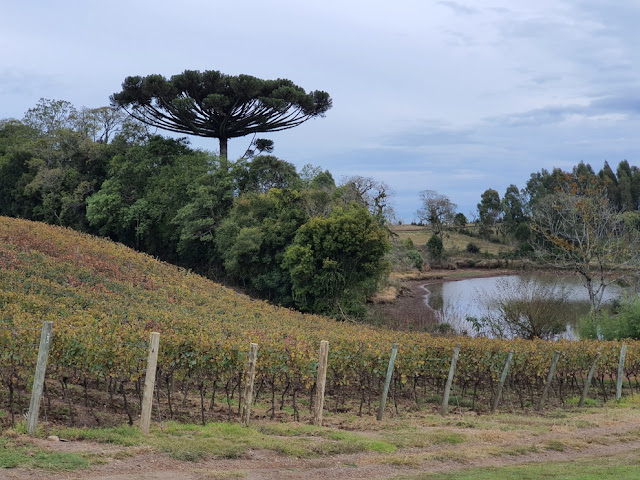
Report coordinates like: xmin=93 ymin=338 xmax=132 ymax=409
xmin=2 ymin=1 xmax=639 ymax=221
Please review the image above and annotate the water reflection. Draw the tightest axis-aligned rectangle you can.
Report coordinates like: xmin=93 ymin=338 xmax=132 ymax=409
xmin=424 ymin=274 xmax=626 ymax=339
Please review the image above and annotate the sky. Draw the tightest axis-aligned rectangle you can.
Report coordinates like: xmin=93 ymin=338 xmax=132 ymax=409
xmin=2 ymin=1 xmax=639 ymax=221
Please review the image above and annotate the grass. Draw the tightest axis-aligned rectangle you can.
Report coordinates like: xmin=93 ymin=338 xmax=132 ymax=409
xmin=393 ymin=448 xmax=640 ymax=479
xmin=52 ymin=420 xmax=396 ymax=461
xmin=391 ymin=225 xmax=512 ymax=257
xmin=0 ymin=437 xmax=90 ymax=471
xmin=4 ymin=401 xmax=640 ymax=475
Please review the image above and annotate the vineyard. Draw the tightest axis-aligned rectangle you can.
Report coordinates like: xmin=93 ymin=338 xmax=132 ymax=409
xmin=1 ymin=216 xmax=639 ymax=429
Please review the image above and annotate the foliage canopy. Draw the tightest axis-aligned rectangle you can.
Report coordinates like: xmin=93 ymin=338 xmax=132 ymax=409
xmin=111 ymin=70 xmax=332 ymax=158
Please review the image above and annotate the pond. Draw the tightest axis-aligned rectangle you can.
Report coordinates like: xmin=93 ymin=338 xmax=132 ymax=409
xmin=424 ymin=273 xmax=629 ymax=338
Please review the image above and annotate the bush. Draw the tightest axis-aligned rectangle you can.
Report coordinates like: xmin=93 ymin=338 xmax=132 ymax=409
xmin=579 ymin=295 xmax=640 ymax=340
xmin=426 ymin=234 xmax=444 ymax=262
xmin=466 ymin=242 xmax=480 ymax=254
xmin=474 ymin=276 xmax=570 ymax=340
xmin=407 ymin=249 xmax=424 ymax=270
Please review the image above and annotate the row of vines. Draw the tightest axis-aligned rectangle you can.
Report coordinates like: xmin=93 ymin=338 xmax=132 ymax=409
xmin=1 ymin=216 xmax=639 ymax=427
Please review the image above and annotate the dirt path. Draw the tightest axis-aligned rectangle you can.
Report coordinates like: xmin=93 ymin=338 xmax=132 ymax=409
xmin=6 ymin=438 xmax=640 ymax=480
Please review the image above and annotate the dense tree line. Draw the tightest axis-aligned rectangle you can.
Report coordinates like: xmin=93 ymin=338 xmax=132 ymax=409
xmin=417 ymin=159 xmax=640 ymax=251
xmin=0 ymin=99 xmax=389 ymax=319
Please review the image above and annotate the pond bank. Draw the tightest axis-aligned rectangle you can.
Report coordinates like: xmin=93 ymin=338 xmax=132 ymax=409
xmin=372 ymin=268 xmax=512 ymax=331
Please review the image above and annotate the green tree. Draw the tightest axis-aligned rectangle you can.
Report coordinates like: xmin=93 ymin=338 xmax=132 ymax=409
xmin=86 ymin=136 xmax=209 ymax=257
xmin=111 ymin=70 xmax=332 ymax=159
xmin=426 ymin=234 xmax=444 ymax=263
xmin=580 ymin=295 xmax=640 ymax=340
xmin=598 ymin=161 xmax=620 ymax=209
xmin=453 ymin=212 xmax=468 ymax=231
xmin=0 ymin=120 xmax=39 ymax=218
xmin=172 ymin=165 xmax=235 ymax=269
xmin=233 ymin=155 xmax=301 ymax=194
xmin=501 ymin=184 xmax=528 ymax=235
xmin=616 ymin=160 xmax=635 ymax=212
xmin=216 ymin=189 xmax=307 ymax=304
xmin=477 ymin=188 xmax=501 ymax=236
xmin=14 ymin=101 xmax=114 ymax=229
xmin=283 ymin=204 xmax=389 ymax=317
xmin=23 ymin=98 xmax=77 ymax=135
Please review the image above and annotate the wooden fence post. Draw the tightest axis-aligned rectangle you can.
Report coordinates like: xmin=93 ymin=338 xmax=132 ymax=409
xmin=241 ymin=343 xmax=258 ymax=426
xmin=616 ymin=345 xmax=627 ymax=401
xmin=440 ymin=345 xmax=460 ymax=416
xmin=537 ymin=350 xmax=561 ymax=411
xmin=579 ymin=352 xmax=601 ymax=407
xmin=491 ymin=351 xmax=513 ymax=414
xmin=313 ymin=340 xmax=329 ymax=426
xmin=27 ymin=321 xmax=53 ymax=436
xmin=377 ymin=343 xmax=398 ymax=421
xmin=140 ymin=332 xmax=160 ymax=434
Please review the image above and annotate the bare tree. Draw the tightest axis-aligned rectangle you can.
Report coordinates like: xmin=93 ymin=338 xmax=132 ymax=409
xmin=532 ymin=187 xmax=640 ymax=312
xmin=476 ymin=276 xmax=570 ymax=340
xmin=416 ymin=190 xmax=457 ymax=238
xmin=342 ymin=175 xmax=394 ymax=222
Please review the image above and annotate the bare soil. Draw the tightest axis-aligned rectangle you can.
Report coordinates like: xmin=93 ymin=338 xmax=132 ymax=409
xmin=374 ymin=269 xmax=511 ymax=331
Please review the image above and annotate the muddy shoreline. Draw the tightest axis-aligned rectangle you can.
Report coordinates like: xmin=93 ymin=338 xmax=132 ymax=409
xmin=373 ymin=269 xmax=514 ymax=331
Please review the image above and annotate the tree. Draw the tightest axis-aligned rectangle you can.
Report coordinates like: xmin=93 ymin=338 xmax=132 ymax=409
xmin=598 ymin=161 xmax=620 ymax=209
xmin=86 ymin=136 xmax=209 ymax=257
xmin=501 ymin=184 xmax=528 ymax=235
xmin=475 ymin=277 xmax=570 ymax=340
xmin=215 ymin=189 xmax=307 ymax=305
xmin=23 ymin=98 xmax=77 ymax=135
xmin=580 ymin=295 xmax=640 ymax=340
xmin=341 ymin=175 xmax=393 ymax=221
xmin=416 ymin=190 xmax=456 ymax=239
xmin=111 ymin=70 xmax=332 ymax=159
xmin=232 ymin=155 xmax=300 ymax=194
xmin=172 ymin=164 xmax=235 ymax=269
xmin=453 ymin=212 xmax=468 ymax=232
xmin=477 ymin=188 xmax=501 ymax=236
xmin=74 ymin=106 xmax=134 ymax=144
xmin=532 ymin=184 xmax=640 ymax=312
xmin=426 ymin=234 xmax=444 ymax=263
xmin=283 ymin=204 xmax=390 ymax=317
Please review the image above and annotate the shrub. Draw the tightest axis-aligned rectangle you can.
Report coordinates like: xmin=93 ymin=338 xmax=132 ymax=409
xmin=579 ymin=295 xmax=640 ymax=340
xmin=407 ymin=249 xmax=424 ymax=270
xmin=465 ymin=242 xmax=480 ymax=254
xmin=474 ymin=276 xmax=570 ymax=340
xmin=426 ymin=234 xmax=444 ymax=262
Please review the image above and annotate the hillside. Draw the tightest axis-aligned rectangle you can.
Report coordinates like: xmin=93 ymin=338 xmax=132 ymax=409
xmin=391 ymin=224 xmax=514 ymax=257
xmin=0 ymin=216 xmax=638 ymax=429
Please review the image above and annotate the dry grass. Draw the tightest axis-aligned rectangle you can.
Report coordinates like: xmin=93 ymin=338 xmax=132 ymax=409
xmin=391 ymin=225 xmax=513 ymax=256
xmin=371 ymin=286 xmax=400 ymax=303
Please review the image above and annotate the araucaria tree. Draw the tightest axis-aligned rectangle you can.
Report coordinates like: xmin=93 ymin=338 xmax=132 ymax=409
xmin=111 ymin=70 xmax=332 ymax=158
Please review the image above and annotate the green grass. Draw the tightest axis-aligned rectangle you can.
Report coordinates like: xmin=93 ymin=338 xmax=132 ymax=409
xmin=566 ymin=396 xmax=601 ymax=407
xmin=53 ymin=420 xmax=396 ymax=461
xmin=393 ymin=449 xmax=640 ymax=480
xmin=0 ymin=437 xmax=90 ymax=471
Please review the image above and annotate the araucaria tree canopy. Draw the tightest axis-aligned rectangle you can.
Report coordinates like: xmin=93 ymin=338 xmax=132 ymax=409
xmin=111 ymin=70 xmax=332 ymax=158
